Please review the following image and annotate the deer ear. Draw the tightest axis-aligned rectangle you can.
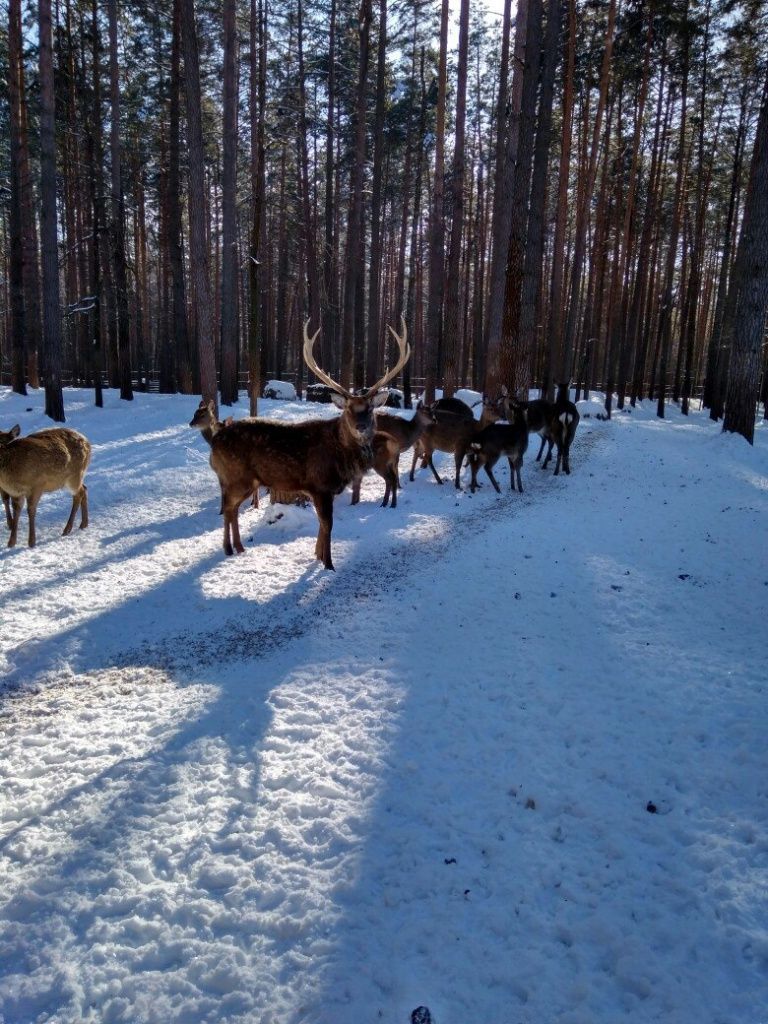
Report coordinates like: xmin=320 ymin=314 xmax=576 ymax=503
xmin=206 ymin=399 xmax=216 ymax=414
xmin=10 ymin=424 xmax=21 ymax=438
xmin=329 ymin=392 xmax=346 ymax=410
xmin=371 ymin=391 xmax=390 ymax=408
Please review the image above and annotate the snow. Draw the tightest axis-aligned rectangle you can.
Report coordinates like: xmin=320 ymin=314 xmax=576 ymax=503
xmin=262 ymin=381 xmax=297 ymax=402
xmin=1 ymin=385 xmax=767 ymax=1024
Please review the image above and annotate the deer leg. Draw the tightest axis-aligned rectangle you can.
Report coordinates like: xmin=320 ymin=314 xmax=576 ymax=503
xmin=222 ymin=493 xmax=246 ymax=556
xmin=387 ymin=467 xmax=398 ymax=508
xmin=453 ymin=448 xmax=466 ymax=489
xmin=426 ymin=450 xmax=443 ymax=485
xmin=508 ymin=456 xmax=517 ymax=492
xmin=468 ymin=455 xmax=482 ymax=493
xmin=312 ymin=492 xmax=335 ymax=570
xmin=512 ymin=457 xmax=524 ymax=492
xmin=554 ymin=444 xmax=564 ymax=476
xmin=409 ymin=446 xmax=419 ymax=481
xmin=350 ymin=473 xmax=362 ymax=505
xmin=62 ymin=491 xmax=81 ymax=535
xmin=535 ymin=435 xmax=547 ymax=462
xmin=563 ymin=442 xmax=572 ymax=475
xmin=541 ymin=439 xmax=555 ymax=469
xmin=79 ymin=484 xmax=89 ymax=529
xmin=8 ymin=496 xmax=23 ymax=548
xmin=1 ymin=489 xmax=11 ymax=530
xmin=26 ymin=491 xmax=41 ymax=547
xmin=483 ymin=458 xmax=502 ymax=494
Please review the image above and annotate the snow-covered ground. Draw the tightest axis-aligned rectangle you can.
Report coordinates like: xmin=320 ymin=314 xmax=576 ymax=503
xmin=1 ymin=384 xmax=766 ymax=1024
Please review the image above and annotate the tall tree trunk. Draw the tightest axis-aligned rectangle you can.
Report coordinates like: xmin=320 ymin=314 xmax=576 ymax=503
xmin=518 ymin=0 xmax=561 ymax=399
xmin=502 ymin=0 xmax=543 ymax=399
xmin=704 ymin=86 xmax=747 ymax=419
xmin=8 ymin=0 xmax=27 ymax=395
xmin=181 ymin=0 xmax=218 ymax=406
xmin=366 ymin=0 xmax=387 ymax=384
xmin=38 ymin=0 xmax=65 ymax=421
xmin=220 ymin=0 xmax=239 ymax=404
xmin=88 ymin=0 xmax=104 ymax=406
xmin=340 ymin=0 xmax=372 ymax=388
xmin=423 ymin=0 xmax=450 ymax=403
xmin=722 ymin=71 xmax=768 ymax=443
xmin=297 ymin=0 xmax=321 ymax=344
xmin=248 ymin=0 xmax=266 ymax=412
xmin=108 ymin=0 xmax=133 ymax=401
xmin=169 ymin=0 xmax=193 ymax=394
xmin=442 ymin=0 xmax=470 ymax=398
xmin=483 ymin=0 xmax=528 ymax=397
xmin=560 ymin=0 xmax=616 ymax=389
xmin=545 ymin=0 xmax=575 ymax=398
xmin=657 ymin=21 xmax=689 ymax=419
xmin=609 ymin=2 xmax=654 ymax=413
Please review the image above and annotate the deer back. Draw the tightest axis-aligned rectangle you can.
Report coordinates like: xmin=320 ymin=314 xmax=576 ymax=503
xmin=471 ymin=419 xmax=529 ymax=462
xmin=0 ymin=426 xmax=91 ymax=498
xmin=375 ymin=401 xmax=435 ymax=452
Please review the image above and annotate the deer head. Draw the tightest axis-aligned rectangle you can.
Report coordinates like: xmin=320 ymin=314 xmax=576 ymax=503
xmin=303 ymin=317 xmax=411 ymax=440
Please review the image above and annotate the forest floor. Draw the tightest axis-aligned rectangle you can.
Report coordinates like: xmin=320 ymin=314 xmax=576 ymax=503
xmin=1 ymin=385 xmax=766 ymax=1024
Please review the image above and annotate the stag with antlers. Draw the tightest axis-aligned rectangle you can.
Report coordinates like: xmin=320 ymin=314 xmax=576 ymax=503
xmin=203 ymin=319 xmax=410 ymax=569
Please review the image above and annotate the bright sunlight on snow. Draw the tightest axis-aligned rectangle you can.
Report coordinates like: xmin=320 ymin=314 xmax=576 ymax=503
xmin=1 ymin=385 xmax=767 ymax=1024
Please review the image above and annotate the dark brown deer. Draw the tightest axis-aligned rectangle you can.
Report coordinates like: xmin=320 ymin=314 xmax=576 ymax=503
xmin=543 ymin=387 xmax=580 ymax=475
xmin=467 ymin=416 xmax=529 ymax=493
xmin=374 ymin=401 xmax=436 ymax=483
xmin=410 ymin=393 xmax=506 ymax=488
xmin=0 ymin=425 xmax=91 ymax=547
xmin=205 ymin=319 xmax=410 ymax=568
xmin=505 ymin=385 xmax=579 ymax=475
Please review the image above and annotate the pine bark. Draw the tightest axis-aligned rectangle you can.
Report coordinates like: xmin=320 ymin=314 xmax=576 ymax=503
xmin=220 ymin=0 xmax=240 ymax=405
xmin=181 ymin=0 xmax=218 ymax=406
xmin=722 ymin=72 xmax=768 ymax=443
xmin=38 ymin=0 xmax=65 ymax=421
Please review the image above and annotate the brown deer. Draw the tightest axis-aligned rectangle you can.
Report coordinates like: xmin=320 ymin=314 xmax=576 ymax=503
xmin=410 ymin=393 xmax=506 ymax=489
xmin=0 ymin=425 xmax=91 ymax=548
xmin=350 ymin=431 xmax=401 ymax=508
xmin=205 ymin=318 xmax=410 ymax=568
xmin=374 ymin=401 xmax=436 ymax=484
xmin=190 ymin=400 xmax=261 ymax=511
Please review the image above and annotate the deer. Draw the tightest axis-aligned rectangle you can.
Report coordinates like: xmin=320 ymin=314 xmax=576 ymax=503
xmin=349 ymin=430 xmax=401 ymax=508
xmin=410 ymin=392 xmax=507 ymax=489
xmin=189 ymin=400 xmax=262 ymax=511
xmin=466 ymin=413 xmax=530 ymax=493
xmin=204 ymin=318 xmax=410 ymax=568
xmin=0 ymin=425 xmax=91 ymax=548
xmin=374 ymin=400 xmax=436 ymax=484
xmin=544 ymin=386 xmax=580 ymax=475
xmin=505 ymin=385 xmax=579 ymax=476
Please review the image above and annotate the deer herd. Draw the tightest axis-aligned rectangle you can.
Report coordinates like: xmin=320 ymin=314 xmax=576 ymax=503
xmin=1 ymin=321 xmax=580 ymax=569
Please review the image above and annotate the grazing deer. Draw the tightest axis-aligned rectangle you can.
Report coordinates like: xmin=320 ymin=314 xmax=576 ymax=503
xmin=374 ymin=401 xmax=436 ymax=483
xmin=350 ymin=431 xmax=401 ymax=508
xmin=410 ymin=393 xmax=506 ymax=488
xmin=0 ymin=425 xmax=91 ymax=548
xmin=205 ymin=318 xmax=410 ymax=568
xmin=467 ymin=416 xmax=529 ymax=493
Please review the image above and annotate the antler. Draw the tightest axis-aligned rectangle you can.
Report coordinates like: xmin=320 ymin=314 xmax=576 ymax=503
xmin=302 ymin=321 xmax=354 ymax=399
xmin=367 ymin=316 xmax=411 ymax=395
